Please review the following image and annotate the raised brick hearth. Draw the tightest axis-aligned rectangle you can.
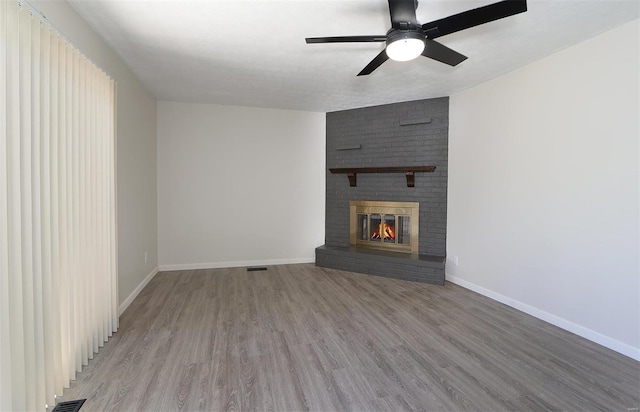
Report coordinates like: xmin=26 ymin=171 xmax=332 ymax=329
xmin=315 ymin=97 xmax=448 ymax=285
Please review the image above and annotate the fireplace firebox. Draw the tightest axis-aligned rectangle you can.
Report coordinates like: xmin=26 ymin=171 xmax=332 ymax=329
xmin=350 ymin=201 xmax=419 ymax=254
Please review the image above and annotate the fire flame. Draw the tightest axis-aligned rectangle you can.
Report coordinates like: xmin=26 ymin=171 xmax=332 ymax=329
xmin=371 ymin=223 xmax=395 ymax=240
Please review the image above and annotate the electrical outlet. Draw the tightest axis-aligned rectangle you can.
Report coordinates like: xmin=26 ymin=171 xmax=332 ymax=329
xmin=144 ymin=251 xmax=148 ymax=264
xmin=453 ymin=255 xmax=459 ymax=266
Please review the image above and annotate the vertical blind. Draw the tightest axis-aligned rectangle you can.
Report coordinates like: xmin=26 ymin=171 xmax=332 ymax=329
xmin=0 ymin=0 xmax=118 ymax=410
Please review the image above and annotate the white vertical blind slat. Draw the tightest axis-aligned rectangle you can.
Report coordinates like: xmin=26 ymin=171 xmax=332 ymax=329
xmin=75 ymin=51 xmax=84 ymax=370
xmin=49 ymin=30 xmax=64 ymax=399
xmin=99 ymin=76 xmax=108 ymax=342
xmin=39 ymin=22 xmax=57 ymax=409
xmin=85 ymin=60 xmax=92 ymax=354
xmin=0 ymin=0 xmax=13 ymax=405
xmin=30 ymin=14 xmax=48 ymax=411
xmin=61 ymin=38 xmax=72 ymax=385
xmin=110 ymin=80 xmax=117 ymax=331
xmin=96 ymin=74 xmax=104 ymax=345
xmin=90 ymin=66 xmax=99 ymax=354
xmin=1 ymin=2 xmax=117 ymax=408
xmin=11 ymin=6 xmax=27 ymax=409
xmin=20 ymin=11 xmax=38 ymax=411
xmin=84 ymin=61 xmax=91 ymax=356
xmin=70 ymin=47 xmax=80 ymax=377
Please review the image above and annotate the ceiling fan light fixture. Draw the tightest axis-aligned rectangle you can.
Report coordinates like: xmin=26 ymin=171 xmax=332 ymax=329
xmin=386 ymin=31 xmax=425 ymax=62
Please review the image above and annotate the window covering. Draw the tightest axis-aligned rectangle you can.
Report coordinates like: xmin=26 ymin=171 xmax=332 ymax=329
xmin=0 ymin=1 xmax=117 ymax=409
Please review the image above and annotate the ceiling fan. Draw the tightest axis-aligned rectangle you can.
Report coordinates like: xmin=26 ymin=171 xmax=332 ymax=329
xmin=305 ymin=0 xmax=527 ymax=76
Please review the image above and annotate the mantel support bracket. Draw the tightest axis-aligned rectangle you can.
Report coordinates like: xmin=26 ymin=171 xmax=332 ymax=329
xmin=405 ymin=171 xmax=415 ymax=188
xmin=347 ymin=173 xmax=357 ymax=187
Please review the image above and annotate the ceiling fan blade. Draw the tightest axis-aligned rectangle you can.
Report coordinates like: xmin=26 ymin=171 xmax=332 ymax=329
xmin=388 ymin=0 xmax=418 ymax=28
xmin=357 ymin=49 xmax=389 ymax=76
xmin=306 ymin=35 xmax=387 ymax=44
xmin=422 ymin=39 xmax=467 ymax=66
xmin=422 ymin=0 xmax=527 ymax=39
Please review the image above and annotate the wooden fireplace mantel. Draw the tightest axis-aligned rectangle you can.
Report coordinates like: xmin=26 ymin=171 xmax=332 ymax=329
xmin=329 ymin=166 xmax=436 ymax=187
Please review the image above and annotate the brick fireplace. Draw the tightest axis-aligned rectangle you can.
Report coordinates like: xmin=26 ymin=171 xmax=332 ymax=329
xmin=315 ymin=97 xmax=448 ymax=285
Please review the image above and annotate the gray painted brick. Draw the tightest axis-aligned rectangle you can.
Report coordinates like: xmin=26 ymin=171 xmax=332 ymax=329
xmin=318 ymin=98 xmax=448 ymax=283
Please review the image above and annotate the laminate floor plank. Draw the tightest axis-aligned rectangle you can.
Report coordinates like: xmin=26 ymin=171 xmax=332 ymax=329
xmin=252 ymin=354 xmax=276 ymax=412
xmin=58 ymin=264 xmax=640 ymax=411
xmin=288 ymin=343 xmax=340 ymax=412
xmin=381 ymin=346 xmax=453 ymax=410
xmin=330 ymin=367 xmax=379 ymax=412
xmin=366 ymin=394 xmax=415 ymax=412
xmin=262 ymin=331 xmax=309 ymax=412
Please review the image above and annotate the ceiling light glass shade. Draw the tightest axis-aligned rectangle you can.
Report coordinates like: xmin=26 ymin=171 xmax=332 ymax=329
xmin=385 ymin=30 xmax=426 ymax=62
xmin=386 ymin=37 xmax=425 ymax=61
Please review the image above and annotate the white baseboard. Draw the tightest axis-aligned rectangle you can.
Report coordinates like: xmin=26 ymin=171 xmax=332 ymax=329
xmin=119 ymin=266 xmax=159 ymax=316
xmin=445 ymin=273 xmax=640 ymax=361
xmin=158 ymin=257 xmax=315 ymax=272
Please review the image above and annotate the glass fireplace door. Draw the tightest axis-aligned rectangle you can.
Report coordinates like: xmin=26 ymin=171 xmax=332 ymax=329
xmin=350 ymin=201 xmax=419 ymax=254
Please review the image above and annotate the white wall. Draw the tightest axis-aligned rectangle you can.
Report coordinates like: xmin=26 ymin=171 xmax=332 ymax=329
xmin=30 ymin=1 xmax=158 ymax=310
xmin=157 ymin=102 xmax=325 ymax=270
xmin=448 ymin=20 xmax=639 ymax=359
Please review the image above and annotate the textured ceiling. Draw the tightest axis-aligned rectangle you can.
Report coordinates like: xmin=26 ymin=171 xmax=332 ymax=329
xmin=67 ymin=0 xmax=639 ymax=112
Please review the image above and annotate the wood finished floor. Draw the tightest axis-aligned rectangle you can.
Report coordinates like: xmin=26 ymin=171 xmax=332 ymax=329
xmin=59 ymin=264 xmax=640 ymax=411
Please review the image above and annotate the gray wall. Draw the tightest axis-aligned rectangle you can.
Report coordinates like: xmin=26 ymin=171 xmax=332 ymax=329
xmin=325 ymin=97 xmax=448 ymax=257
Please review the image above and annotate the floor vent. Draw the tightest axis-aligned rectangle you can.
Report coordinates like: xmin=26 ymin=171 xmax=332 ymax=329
xmin=247 ymin=266 xmax=267 ymax=272
xmin=52 ymin=399 xmax=86 ymax=412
